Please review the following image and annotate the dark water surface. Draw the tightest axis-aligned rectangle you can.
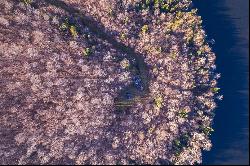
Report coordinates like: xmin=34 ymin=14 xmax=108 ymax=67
xmin=193 ymin=0 xmax=249 ymax=164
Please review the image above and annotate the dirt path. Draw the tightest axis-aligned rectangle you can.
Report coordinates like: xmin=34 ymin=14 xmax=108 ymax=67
xmin=32 ymin=0 xmax=150 ymax=110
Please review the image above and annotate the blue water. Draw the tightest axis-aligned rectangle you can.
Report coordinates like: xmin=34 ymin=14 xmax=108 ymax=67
xmin=193 ymin=0 xmax=249 ymax=164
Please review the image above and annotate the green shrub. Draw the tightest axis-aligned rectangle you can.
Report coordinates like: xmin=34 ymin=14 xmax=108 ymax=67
xmin=120 ymin=32 xmax=126 ymax=40
xmin=82 ymin=47 xmax=91 ymax=57
xmin=154 ymin=95 xmax=163 ymax=109
xmin=202 ymin=126 xmax=214 ymax=136
xmin=178 ymin=109 xmax=188 ymax=118
xmin=21 ymin=0 xmax=32 ymax=5
xmin=141 ymin=25 xmax=149 ymax=34
xmin=211 ymin=87 xmax=220 ymax=93
xmin=69 ymin=25 xmax=78 ymax=38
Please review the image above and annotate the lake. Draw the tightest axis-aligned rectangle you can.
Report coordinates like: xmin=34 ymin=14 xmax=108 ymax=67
xmin=193 ymin=0 xmax=249 ymax=164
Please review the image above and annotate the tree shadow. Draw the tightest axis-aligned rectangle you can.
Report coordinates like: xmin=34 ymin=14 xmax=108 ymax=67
xmin=34 ymin=0 xmax=151 ymax=112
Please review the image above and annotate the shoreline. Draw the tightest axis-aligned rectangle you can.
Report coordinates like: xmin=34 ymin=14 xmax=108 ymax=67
xmin=194 ymin=0 xmax=249 ymax=164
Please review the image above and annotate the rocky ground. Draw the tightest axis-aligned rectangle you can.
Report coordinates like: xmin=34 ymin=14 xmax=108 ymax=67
xmin=0 ymin=0 xmax=221 ymax=165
